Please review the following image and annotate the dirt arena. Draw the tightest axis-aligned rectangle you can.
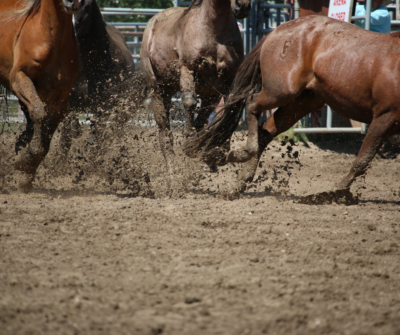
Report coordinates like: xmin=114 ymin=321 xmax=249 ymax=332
xmin=1 ymin=122 xmax=400 ymax=334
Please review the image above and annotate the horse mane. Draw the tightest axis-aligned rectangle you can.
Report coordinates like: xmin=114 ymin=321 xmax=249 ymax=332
xmin=183 ymin=0 xmax=203 ymax=15
xmin=4 ymin=0 xmax=40 ymax=22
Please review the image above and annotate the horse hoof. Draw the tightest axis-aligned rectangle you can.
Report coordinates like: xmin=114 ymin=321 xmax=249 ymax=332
xmin=226 ymin=150 xmax=240 ymax=163
xmin=218 ymin=182 xmax=246 ymax=200
xmin=219 ymin=189 xmax=241 ymax=200
xmin=226 ymin=149 xmax=253 ymax=163
xmin=201 ymin=147 xmax=228 ymax=167
xmin=203 ymin=164 xmax=218 ymax=173
xmin=17 ymin=172 xmax=34 ymax=193
xmin=332 ymin=188 xmax=359 ymax=205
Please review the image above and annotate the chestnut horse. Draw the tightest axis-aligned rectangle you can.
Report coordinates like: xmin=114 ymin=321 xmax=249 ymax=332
xmin=184 ymin=15 xmax=400 ymax=194
xmin=140 ymin=0 xmax=250 ymax=190
xmin=0 ymin=0 xmax=84 ymax=192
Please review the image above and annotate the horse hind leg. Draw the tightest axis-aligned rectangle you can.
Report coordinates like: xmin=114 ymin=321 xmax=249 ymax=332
xmin=233 ymin=90 xmax=324 ymax=194
xmin=226 ymin=92 xmax=265 ymax=164
xmin=336 ymin=111 xmax=400 ymax=191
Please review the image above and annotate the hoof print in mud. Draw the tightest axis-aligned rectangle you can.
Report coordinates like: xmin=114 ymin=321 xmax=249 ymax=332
xmin=298 ymin=189 xmax=359 ymax=206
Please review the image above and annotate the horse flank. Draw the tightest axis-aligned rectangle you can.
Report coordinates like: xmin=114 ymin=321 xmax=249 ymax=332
xmin=183 ymin=35 xmax=267 ymax=158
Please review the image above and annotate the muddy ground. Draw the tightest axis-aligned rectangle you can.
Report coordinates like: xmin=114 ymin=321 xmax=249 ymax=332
xmin=1 ymin=122 xmax=400 ymax=335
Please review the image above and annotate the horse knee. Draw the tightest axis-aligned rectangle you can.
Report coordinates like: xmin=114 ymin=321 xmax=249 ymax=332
xmin=182 ymin=92 xmax=197 ymax=112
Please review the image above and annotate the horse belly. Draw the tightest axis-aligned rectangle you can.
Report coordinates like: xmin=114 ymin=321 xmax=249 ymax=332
xmin=311 ymin=53 xmax=376 ymax=123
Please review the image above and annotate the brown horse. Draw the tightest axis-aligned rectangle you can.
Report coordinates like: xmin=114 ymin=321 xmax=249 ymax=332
xmin=184 ymin=15 xmax=400 ymax=195
xmin=59 ymin=0 xmax=135 ymax=154
xmin=0 ymin=0 xmax=85 ymax=192
xmin=140 ymin=0 xmax=250 ymax=190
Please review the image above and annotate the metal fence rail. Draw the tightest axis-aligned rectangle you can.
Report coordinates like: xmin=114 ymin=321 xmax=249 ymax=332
xmin=293 ymin=107 xmax=367 ymax=135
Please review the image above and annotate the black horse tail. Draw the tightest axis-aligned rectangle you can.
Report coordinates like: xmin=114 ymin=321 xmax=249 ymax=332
xmin=183 ymin=35 xmax=267 ymax=159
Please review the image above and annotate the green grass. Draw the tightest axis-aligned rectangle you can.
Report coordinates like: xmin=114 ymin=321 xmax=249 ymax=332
xmin=275 ymin=127 xmax=309 ymax=143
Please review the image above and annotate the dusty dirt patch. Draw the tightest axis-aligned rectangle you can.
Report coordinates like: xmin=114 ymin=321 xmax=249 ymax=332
xmin=1 ymin=126 xmax=400 ymax=334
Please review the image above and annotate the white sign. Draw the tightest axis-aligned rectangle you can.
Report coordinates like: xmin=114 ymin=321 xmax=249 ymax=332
xmin=328 ymin=0 xmax=354 ymax=22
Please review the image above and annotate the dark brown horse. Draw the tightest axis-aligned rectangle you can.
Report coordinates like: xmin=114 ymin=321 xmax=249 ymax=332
xmin=59 ymin=0 xmax=135 ymax=153
xmin=0 ymin=0 xmax=85 ymax=192
xmin=140 ymin=0 xmax=250 ymax=190
xmin=185 ymin=15 xmax=400 ymax=195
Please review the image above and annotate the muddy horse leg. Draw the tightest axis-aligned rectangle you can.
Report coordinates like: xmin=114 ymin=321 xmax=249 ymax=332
xmin=152 ymin=89 xmax=177 ymax=190
xmin=336 ymin=112 xmax=400 ymax=190
xmin=180 ymin=66 xmax=197 ymax=137
xmin=231 ymin=90 xmax=324 ymax=193
xmin=11 ymin=71 xmax=52 ymax=192
xmin=15 ymin=102 xmax=34 ymax=153
xmin=227 ymin=93 xmax=264 ymax=163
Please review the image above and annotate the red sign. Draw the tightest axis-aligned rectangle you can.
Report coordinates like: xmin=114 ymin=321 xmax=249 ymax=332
xmin=333 ymin=0 xmax=346 ymax=6
xmin=328 ymin=0 xmax=353 ymax=22
xmin=330 ymin=12 xmax=346 ymax=20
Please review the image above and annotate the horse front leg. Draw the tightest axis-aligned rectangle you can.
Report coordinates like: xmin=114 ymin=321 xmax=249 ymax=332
xmin=336 ymin=112 xmax=400 ymax=191
xmin=11 ymin=70 xmax=50 ymax=192
xmin=180 ymin=66 xmax=197 ymax=137
xmin=152 ymin=89 xmax=178 ymax=192
xmin=15 ymin=102 xmax=34 ymax=154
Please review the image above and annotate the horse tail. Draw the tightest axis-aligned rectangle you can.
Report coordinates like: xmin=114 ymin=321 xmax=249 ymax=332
xmin=183 ymin=35 xmax=266 ymax=158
